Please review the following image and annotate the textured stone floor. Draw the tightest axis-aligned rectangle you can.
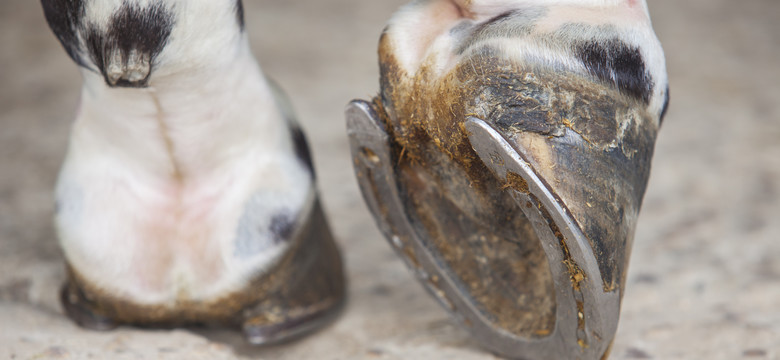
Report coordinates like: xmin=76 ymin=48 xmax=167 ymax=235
xmin=1 ymin=0 xmax=779 ymax=359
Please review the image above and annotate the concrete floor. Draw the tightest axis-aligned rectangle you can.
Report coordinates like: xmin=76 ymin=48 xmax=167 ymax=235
xmin=1 ymin=0 xmax=779 ymax=359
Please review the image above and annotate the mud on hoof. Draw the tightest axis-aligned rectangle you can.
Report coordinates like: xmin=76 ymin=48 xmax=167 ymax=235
xmin=60 ymin=281 xmax=119 ymax=331
xmin=242 ymin=200 xmax=346 ymax=345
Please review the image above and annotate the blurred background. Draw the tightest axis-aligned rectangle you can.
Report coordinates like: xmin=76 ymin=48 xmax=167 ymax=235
xmin=1 ymin=0 xmax=779 ymax=359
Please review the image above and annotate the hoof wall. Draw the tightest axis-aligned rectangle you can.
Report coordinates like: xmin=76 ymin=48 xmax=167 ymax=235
xmin=243 ymin=199 xmax=346 ymax=345
xmin=243 ymin=299 xmax=344 ymax=345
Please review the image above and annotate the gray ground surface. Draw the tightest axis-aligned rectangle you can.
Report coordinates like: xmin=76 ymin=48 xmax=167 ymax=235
xmin=2 ymin=0 xmax=779 ymax=359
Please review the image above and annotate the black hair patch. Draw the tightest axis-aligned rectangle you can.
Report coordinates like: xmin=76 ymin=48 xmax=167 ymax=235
xmin=236 ymin=0 xmax=245 ymax=30
xmin=576 ymin=39 xmax=653 ymax=104
xmin=85 ymin=2 xmax=174 ymax=87
xmin=659 ymin=85 xmax=670 ymax=125
xmin=41 ymin=0 xmax=86 ymax=66
xmin=84 ymin=25 xmax=106 ymax=74
xmin=453 ymin=10 xmax=516 ymax=54
xmin=475 ymin=10 xmax=517 ymax=33
xmin=455 ymin=7 xmax=545 ymax=55
xmin=290 ymin=125 xmax=316 ymax=179
xmin=270 ymin=213 xmax=295 ymax=245
xmin=109 ymin=3 xmax=174 ymax=58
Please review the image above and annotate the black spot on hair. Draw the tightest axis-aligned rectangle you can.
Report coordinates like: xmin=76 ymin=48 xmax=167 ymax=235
xmin=291 ymin=126 xmax=316 ymax=179
xmin=41 ymin=0 xmax=86 ymax=66
xmin=576 ymin=39 xmax=653 ymax=104
xmin=474 ymin=10 xmax=517 ymax=34
xmin=453 ymin=10 xmax=516 ymax=54
xmin=85 ymin=2 xmax=174 ymax=87
xmin=455 ymin=7 xmax=545 ymax=55
xmin=236 ymin=0 xmax=245 ymax=30
xmin=270 ymin=213 xmax=295 ymax=244
xmin=659 ymin=85 xmax=670 ymax=125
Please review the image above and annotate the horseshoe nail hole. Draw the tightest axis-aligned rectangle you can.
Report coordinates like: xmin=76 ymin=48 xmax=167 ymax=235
xmin=361 ymin=147 xmax=380 ymax=164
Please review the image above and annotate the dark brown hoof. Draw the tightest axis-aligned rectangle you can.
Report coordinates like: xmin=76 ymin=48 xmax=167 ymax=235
xmin=242 ymin=198 xmax=346 ymax=345
xmin=60 ymin=282 xmax=118 ymax=331
xmin=243 ymin=299 xmax=344 ymax=345
xmin=346 ymin=64 xmax=659 ymax=358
